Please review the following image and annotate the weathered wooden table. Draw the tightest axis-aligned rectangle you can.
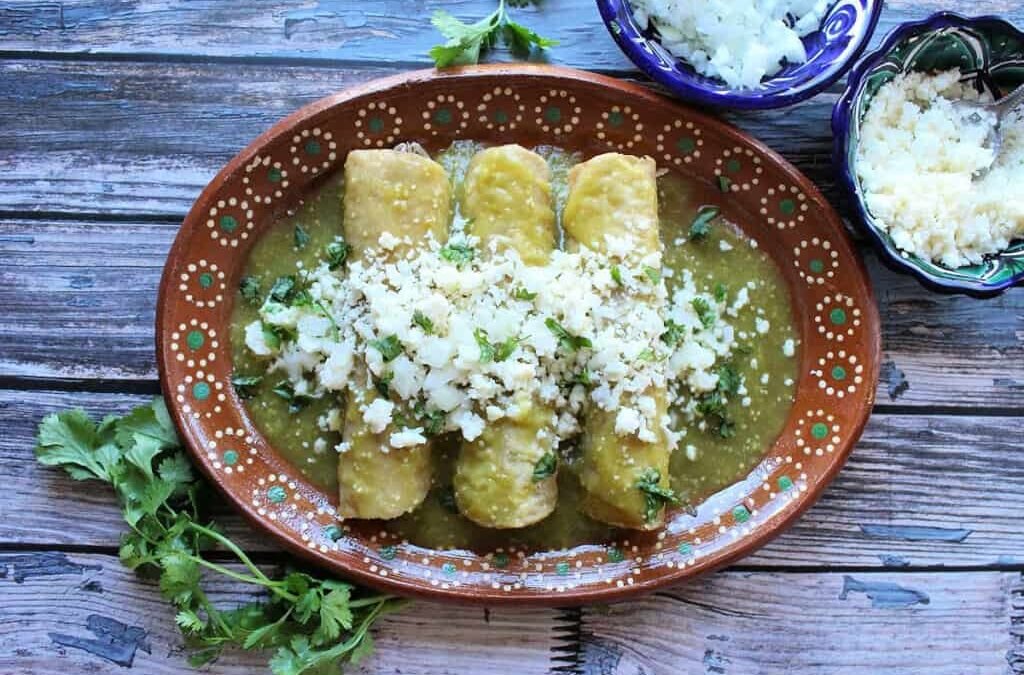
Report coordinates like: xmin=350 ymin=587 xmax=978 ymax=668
xmin=1 ymin=2 xmax=1022 ymax=673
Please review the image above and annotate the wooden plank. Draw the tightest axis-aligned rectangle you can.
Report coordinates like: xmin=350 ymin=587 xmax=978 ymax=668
xmin=577 ymin=570 xmax=1022 ymax=675
xmin=4 ymin=213 xmax=1023 ymax=407
xmin=4 ymin=389 xmax=1023 ymax=568
xmin=0 ymin=0 xmax=1018 ymax=67
xmin=0 ymin=552 xmax=565 ymax=674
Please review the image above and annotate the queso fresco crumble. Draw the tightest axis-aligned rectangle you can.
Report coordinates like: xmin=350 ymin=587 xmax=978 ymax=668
xmin=242 ymin=228 xmax=792 ymax=454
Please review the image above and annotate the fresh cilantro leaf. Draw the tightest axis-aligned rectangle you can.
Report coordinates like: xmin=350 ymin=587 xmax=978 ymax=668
xmin=716 ymin=363 xmax=742 ymax=396
xmin=636 ymin=347 xmax=657 ymax=362
xmin=513 ymin=287 xmax=538 ymax=301
xmin=544 ymin=318 xmax=592 ymax=352
xmin=34 ymin=400 xmax=400 ymax=674
xmin=661 ymin=319 xmax=686 ymax=349
xmin=474 ymin=328 xmax=495 ymax=363
xmin=271 ymin=381 xmax=312 ymax=413
xmin=240 ymin=276 xmax=262 ymax=304
xmin=261 ymin=323 xmax=295 ymax=352
xmin=269 ymin=276 xmax=297 ymax=304
xmin=231 ymin=374 xmax=263 ymax=399
xmin=532 ymin=451 xmax=557 ymax=481
xmin=635 ymin=468 xmax=679 ymax=524
xmin=713 ymin=282 xmax=728 ymax=303
xmin=610 ymin=265 xmax=624 ymax=286
xmin=412 ymin=311 xmax=435 ymax=335
xmin=413 ymin=401 xmax=446 ymax=436
xmin=439 ymin=242 xmax=475 ymax=268
xmin=294 ymin=224 xmax=310 ymax=250
xmin=374 ymin=372 xmax=394 ymax=399
xmin=691 ymin=297 xmax=716 ymax=330
xmin=689 ymin=205 xmax=720 ymax=240
xmin=369 ymin=334 xmax=403 ymax=362
xmin=643 ymin=265 xmax=661 ymax=283
xmin=429 ymin=1 xmax=557 ymax=68
xmin=325 ymin=239 xmax=350 ymax=270
xmin=567 ymin=367 xmax=592 ymax=387
xmin=474 ymin=328 xmax=521 ymax=363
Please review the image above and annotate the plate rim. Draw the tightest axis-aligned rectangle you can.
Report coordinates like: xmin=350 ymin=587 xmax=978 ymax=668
xmin=157 ymin=64 xmax=880 ymax=606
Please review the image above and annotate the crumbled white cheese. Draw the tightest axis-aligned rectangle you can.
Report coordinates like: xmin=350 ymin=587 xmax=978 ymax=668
xmin=782 ymin=338 xmax=795 ymax=357
xmin=362 ymin=399 xmax=394 ymax=434
xmin=390 ymin=427 xmax=427 ymax=449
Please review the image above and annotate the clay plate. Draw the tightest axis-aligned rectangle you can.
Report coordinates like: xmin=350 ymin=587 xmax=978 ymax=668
xmin=157 ymin=65 xmax=880 ymax=606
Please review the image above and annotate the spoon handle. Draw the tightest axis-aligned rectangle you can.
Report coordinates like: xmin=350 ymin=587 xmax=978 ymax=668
xmin=995 ymin=82 xmax=1024 ymax=119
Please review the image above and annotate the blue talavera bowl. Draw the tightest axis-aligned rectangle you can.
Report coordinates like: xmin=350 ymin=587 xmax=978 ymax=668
xmin=596 ymin=0 xmax=883 ymax=110
xmin=833 ymin=12 xmax=1024 ymax=297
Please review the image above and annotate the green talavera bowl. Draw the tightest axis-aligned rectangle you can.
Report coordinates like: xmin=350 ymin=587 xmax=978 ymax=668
xmin=834 ymin=12 xmax=1024 ymax=297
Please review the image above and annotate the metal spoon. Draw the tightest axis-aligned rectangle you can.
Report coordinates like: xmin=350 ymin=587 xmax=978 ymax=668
xmin=953 ymin=82 xmax=1024 ymax=178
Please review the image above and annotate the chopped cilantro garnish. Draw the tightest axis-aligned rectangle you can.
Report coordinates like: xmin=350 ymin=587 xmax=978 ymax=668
xmin=294 ymin=224 xmax=310 ymax=249
xmin=325 ymin=239 xmax=350 ymax=270
xmin=643 ymin=266 xmax=661 ymax=283
xmin=611 ymin=266 xmax=624 ymax=286
xmin=239 ymin=275 xmax=262 ymax=304
xmin=661 ymin=319 xmax=686 ymax=348
xmin=261 ymin=323 xmax=295 ymax=351
xmin=695 ymin=361 xmax=742 ymax=438
xmin=369 ymin=335 xmax=403 ymax=362
xmin=716 ymin=363 xmax=742 ymax=396
xmin=689 ymin=205 xmax=720 ymax=240
xmin=271 ymin=380 xmax=312 ymax=413
xmin=513 ymin=287 xmax=538 ymax=301
xmin=412 ymin=311 xmax=435 ymax=335
xmin=691 ymin=297 xmax=716 ymax=330
xmin=714 ymin=282 xmax=728 ymax=303
xmin=718 ymin=175 xmax=731 ymax=193
xmin=532 ymin=452 xmax=558 ymax=481
xmin=269 ymin=276 xmax=296 ymax=304
xmin=413 ymin=402 xmax=446 ymax=436
xmin=374 ymin=372 xmax=393 ymax=398
xmin=439 ymin=243 xmax=475 ymax=268
xmin=230 ymin=374 xmax=262 ymax=399
xmin=637 ymin=347 xmax=657 ymax=362
xmin=567 ymin=367 xmax=592 ymax=387
xmin=544 ymin=318 xmax=592 ymax=352
xmin=635 ymin=468 xmax=680 ymax=524
xmin=474 ymin=328 xmax=521 ymax=363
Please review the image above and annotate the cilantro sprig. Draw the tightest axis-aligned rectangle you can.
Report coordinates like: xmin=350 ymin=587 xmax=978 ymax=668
xmin=635 ymin=467 xmax=680 ymax=524
xmin=429 ymin=0 xmax=558 ymax=68
xmin=474 ymin=327 xmax=522 ymax=363
xmin=545 ymin=318 xmax=592 ymax=353
xmin=34 ymin=400 xmax=403 ymax=674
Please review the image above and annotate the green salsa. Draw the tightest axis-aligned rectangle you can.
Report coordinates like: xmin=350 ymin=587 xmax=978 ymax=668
xmin=230 ymin=144 xmax=798 ymax=551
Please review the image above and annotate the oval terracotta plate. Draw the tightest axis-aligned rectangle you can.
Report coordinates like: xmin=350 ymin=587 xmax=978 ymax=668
xmin=158 ymin=65 xmax=880 ymax=606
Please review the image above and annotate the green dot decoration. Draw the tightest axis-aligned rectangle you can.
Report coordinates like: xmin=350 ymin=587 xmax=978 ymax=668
xmin=434 ymin=108 xmax=452 ymax=125
xmin=219 ymin=215 xmax=238 ymax=232
xmin=323 ymin=524 xmax=343 ymax=542
xmin=830 ymin=308 xmax=847 ymax=325
xmin=832 ymin=365 xmax=847 ymax=381
xmin=267 ymin=485 xmax=287 ymax=504
xmin=778 ymin=475 xmax=794 ymax=491
xmin=222 ymin=450 xmax=238 ymax=466
xmin=677 ymin=137 xmax=696 ymax=154
xmin=198 ymin=272 xmax=214 ymax=288
xmin=304 ymin=139 xmax=321 ymax=155
xmin=493 ymin=552 xmax=510 ymax=569
xmin=608 ymin=110 xmax=624 ymax=126
xmin=368 ymin=117 xmax=384 ymax=133
xmin=186 ymin=330 xmax=204 ymax=350
xmin=544 ymin=107 xmax=561 ymax=123
xmin=733 ymin=505 xmax=750 ymax=524
xmin=607 ymin=547 xmax=624 ymax=563
xmin=555 ymin=561 xmax=570 ymax=576
xmin=726 ymin=158 xmax=741 ymax=173
xmin=380 ymin=545 xmax=397 ymax=561
xmin=441 ymin=562 xmax=457 ymax=577
xmin=809 ymin=259 xmax=824 ymax=274
xmin=811 ymin=422 xmax=829 ymax=439
xmin=268 ymin=167 xmax=283 ymax=183
xmin=780 ymin=198 xmax=796 ymax=215
xmin=494 ymin=109 xmax=509 ymax=124
xmin=677 ymin=542 xmax=693 ymax=556
xmin=192 ymin=382 xmax=210 ymax=400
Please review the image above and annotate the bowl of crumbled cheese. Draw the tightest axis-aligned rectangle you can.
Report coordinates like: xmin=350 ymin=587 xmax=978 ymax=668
xmin=596 ymin=0 xmax=882 ymax=109
xmin=834 ymin=12 xmax=1024 ymax=296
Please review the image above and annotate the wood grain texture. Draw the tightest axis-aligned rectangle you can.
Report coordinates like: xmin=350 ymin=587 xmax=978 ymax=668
xmin=0 ymin=0 xmax=1019 ymax=67
xmin=576 ymin=570 xmax=1021 ymax=675
xmin=4 ymin=214 xmax=1022 ymax=407
xmin=0 ymin=552 xmax=566 ymax=674
xmin=5 ymin=389 xmax=1022 ymax=568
